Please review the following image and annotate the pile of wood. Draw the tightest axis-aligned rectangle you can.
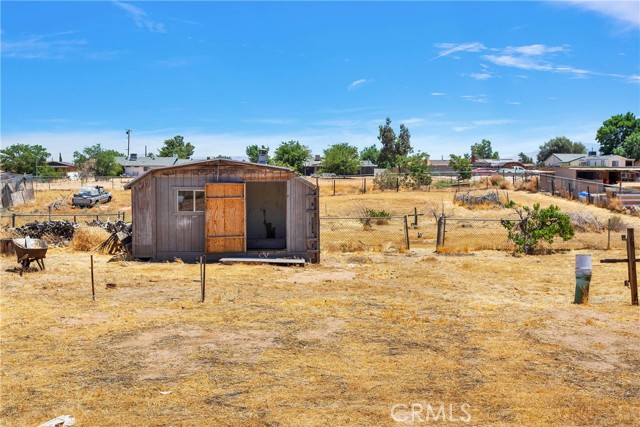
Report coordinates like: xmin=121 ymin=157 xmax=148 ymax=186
xmin=454 ymin=190 xmax=502 ymax=207
xmin=96 ymin=220 xmax=133 ymax=255
xmin=85 ymin=219 xmax=130 ymax=234
xmin=13 ymin=220 xmax=78 ymax=245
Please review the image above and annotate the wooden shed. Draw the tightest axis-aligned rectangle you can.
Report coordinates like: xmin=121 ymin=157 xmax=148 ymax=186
xmin=123 ymin=159 xmax=319 ymax=263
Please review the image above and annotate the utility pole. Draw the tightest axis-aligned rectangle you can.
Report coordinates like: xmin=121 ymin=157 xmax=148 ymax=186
xmin=125 ymin=129 xmax=131 ymax=158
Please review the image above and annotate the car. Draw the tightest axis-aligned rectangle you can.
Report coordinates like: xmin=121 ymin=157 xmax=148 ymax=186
xmin=471 ymin=168 xmax=495 ymax=176
xmin=72 ymin=186 xmax=112 ymax=208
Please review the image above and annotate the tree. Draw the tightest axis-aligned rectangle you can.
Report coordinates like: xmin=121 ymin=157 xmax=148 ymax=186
xmin=360 ymin=144 xmax=380 ymax=164
xmin=246 ymin=145 xmax=269 ymax=163
xmin=501 ymin=201 xmax=574 ymax=254
xmin=272 ymin=140 xmax=311 ymax=173
xmin=377 ymin=117 xmax=413 ymax=168
xmin=0 ymin=144 xmax=50 ymax=174
xmin=596 ymin=112 xmax=640 ymax=155
xmin=621 ymin=131 xmax=640 ymax=161
xmin=536 ymin=137 xmax=586 ymax=164
xmin=471 ymin=139 xmax=499 ymax=160
xmin=73 ymin=144 xmax=124 ymax=177
xmin=518 ymin=152 xmax=533 ymax=164
xmin=321 ymin=143 xmax=360 ymax=176
xmin=158 ymin=135 xmax=195 ymax=159
xmin=400 ymin=151 xmax=432 ymax=189
xmin=449 ymin=154 xmax=472 ymax=180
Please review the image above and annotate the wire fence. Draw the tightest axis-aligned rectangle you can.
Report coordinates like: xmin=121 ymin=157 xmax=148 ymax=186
xmin=320 ymin=216 xmax=410 ymax=252
xmin=0 ymin=212 xmax=127 ymax=228
xmin=437 ymin=215 xmax=640 ymax=252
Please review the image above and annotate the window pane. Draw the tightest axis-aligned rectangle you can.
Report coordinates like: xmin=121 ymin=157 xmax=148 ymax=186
xmin=194 ymin=191 xmax=205 ymax=211
xmin=178 ymin=190 xmax=194 ymax=211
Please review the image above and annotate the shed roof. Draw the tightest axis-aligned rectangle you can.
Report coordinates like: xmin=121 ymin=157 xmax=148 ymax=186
xmin=547 ymin=153 xmax=586 ymax=163
xmin=123 ymin=159 xmax=296 ymax=189
xmin=116 ymin=156 xmax=193 ymax=167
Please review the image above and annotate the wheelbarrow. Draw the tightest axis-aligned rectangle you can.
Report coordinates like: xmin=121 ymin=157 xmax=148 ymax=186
xmin=12 ymin=237 xmax=48 ymax=276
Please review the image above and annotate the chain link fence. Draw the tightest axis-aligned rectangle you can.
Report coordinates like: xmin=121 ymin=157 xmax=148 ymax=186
xmin=320 ymin=216 xmax=410 ymax=253
xmin=0 ymin=212 xmax=127 ymax=228
xmin=436 ymin=214 xmax=640 ymax=252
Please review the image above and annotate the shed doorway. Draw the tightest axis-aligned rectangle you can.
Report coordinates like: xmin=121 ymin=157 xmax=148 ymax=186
xmin=246 ymin=181 xmax=287 ymax=250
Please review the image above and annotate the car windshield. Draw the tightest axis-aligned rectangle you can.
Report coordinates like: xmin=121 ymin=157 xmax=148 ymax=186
xmin=78 ymin=187 xmax=99 ymax=196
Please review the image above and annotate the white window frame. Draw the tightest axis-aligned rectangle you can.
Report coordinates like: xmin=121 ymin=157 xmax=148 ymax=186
xmin=176 ymin=188 xmax=205 ymax=213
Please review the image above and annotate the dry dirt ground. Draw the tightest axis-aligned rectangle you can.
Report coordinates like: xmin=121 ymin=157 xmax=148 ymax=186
xmin=1 ymin=179 xmax=639 ymax=426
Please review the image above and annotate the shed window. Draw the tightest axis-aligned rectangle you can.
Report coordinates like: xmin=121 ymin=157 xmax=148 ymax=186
xmin=177 ymin=190 xmax=205 ymax=212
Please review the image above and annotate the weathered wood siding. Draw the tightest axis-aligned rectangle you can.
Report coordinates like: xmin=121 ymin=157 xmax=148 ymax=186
xmin=131 ymin=175 xmax=156 ymax=258
xmin=128 ymin=160 xmax=319 ymax=261
xmin=287 ymin=177 xmax=319 ymax=262
xmin=155 ymin=173 xmax=207 ymax=259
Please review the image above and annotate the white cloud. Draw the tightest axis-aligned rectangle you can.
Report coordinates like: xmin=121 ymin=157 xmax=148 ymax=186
xmin=452 ymin=126 xmax=472 ymax=132
xmin=113 ymin=1 xmax=166 ymax=33
xmin=483 ymin=54 xmax=553 ymax=71
xmin=469 ymin=72 xmax=493 ymax=80
xmin=503 ymin=44 xmax=567 ymax=56
xmin=566 ymin=1 xmax=640 ymax=28
xmin=461 ymin=95 xmax=489 ymax=104
xmin=432 ymin=42 xmax=486 ymax=60
xmin=506 ymin=101 xmax=522 ymax=105
xmin=431 ymin=92 xmax=446 ymax=96
xmin=1 ymin=32 xmax=87 ymax=59
xmin=348 ymin=79 xmax=372 ymax=90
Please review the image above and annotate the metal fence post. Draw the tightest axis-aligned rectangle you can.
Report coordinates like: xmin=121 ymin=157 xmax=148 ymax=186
xmin=12 ymin=213 xmax=16 ymax=228
xmin=404 ymin=215 xmax=410 ymax=250
xmin=436 ymin=214 xmax=446 ymax=249
xmin=607 ymin=218 xmax=612 ymax=250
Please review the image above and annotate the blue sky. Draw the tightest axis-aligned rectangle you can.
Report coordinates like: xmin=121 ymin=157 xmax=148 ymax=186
xmin=2 ymin=1 xmax=639 ymax=162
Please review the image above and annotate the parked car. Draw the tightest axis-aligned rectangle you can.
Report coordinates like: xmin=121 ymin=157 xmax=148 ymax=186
xmin=72 ymin=186 xmax=112 ymax=208
xmin=471 ymin=168 xmax=495 ymax=176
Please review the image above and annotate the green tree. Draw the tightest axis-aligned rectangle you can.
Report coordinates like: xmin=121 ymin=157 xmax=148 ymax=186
xmin=377 ymin=117 xmax=413 ymax=168
xmin=400 ymin=151 xmax=432 ymax=189
xmin=518 ymin=152 xmax=534 ymax=164
xmin=321 ymin=143 xmax=360 ymax=176
xmin=0 ymin=144 xmax=50 ymax=174
xmin=245 ymin=145 xmax=269 ymax=163
xmin=360 ymin=144 xmax=380 ymax=164
xmin=537 ymin=137 xmax=586 ymax=164
xmin=471 ymin=139 xmax=499 ymax=160
xmin=158 ymin=135 xmax=195 ymax=159
xmin=73 ymin=144 xmax=124 ymax=177
xmin=272 ymin=140 xmax=311 ymax=173
xmin=501 ymin=202 xmax=574 ymax=254
xmin=596 ymin=112 xmax=640 ymax=155
xmin=449 ymin=154 xmax=472 ymax=180
xmin=621 ymin=131 xmax=640 ymax=161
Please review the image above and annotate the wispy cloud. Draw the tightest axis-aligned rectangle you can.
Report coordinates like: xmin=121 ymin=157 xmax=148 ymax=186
xmin=113 ymin=1 xmax=166 ymax=33
xmin=1 ymin=32 xmax=87 ymax=59
xmin=431 ymin=92 xmax=446 ymax=96
xmin=461 ymin=95 xmax=489 ymax=104
xmin=469 ymin=72 xmax=493 ymax=80
xmin=566 ymin=1 xmax=640 ymax=28
xmin=432 ymin=42 xmax=485 ymax=60
xmin=506 ymin=101 xmax=522 ymax=105
xmin=436 ymin=40 xmax=637 ymax=83
xmin=348 ymin=79 xmax=372 ymax=90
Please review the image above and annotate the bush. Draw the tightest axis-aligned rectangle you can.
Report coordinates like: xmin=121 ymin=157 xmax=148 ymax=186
xmin=360 ymin=208 xmax=391 ymax=226
xmin=501 ymin=201 xmax=574 ymax=254
xmin=373 ymin=171 xmax=399 ymax=191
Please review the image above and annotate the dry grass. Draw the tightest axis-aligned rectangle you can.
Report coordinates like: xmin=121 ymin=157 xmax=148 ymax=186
xmin=68 ymin=226 xmax=111 ymax=252
xmin=1 ymin=184 xmax=640 ymax=426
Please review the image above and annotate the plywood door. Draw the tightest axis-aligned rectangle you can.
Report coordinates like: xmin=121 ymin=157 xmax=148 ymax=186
xmin=205 ymin=183 xmax=246 ymax=253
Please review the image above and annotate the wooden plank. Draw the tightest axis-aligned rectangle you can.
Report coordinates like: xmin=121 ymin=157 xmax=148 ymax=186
xmin=205 ymin=183 xmax=246 ymax=253
xmin=219 ymin=257 xmax=305 ymax=266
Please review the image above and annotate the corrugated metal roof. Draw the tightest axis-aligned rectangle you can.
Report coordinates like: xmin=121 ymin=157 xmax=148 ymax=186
xmin=116 ymin=156 xmax=193 ymax=167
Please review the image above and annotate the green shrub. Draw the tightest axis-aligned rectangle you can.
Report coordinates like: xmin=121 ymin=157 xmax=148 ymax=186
xmin=501 ymin=201 xmax=574 ymax=254
xmin=360 ymin=208 xmax=391 ymax=226
xmin=373 ymin=171 xmax=399 ymax=191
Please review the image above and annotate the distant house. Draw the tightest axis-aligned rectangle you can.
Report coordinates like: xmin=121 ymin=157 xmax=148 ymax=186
xmin=428 ymin=159 xmax=454 ymax=174
xmin=543 ymin=152 xmax=632 ymax=168
xmin=303 ymin=155 xmax=378 ymax=176
xmin=542 ymin=153 xmax=586 ymax=167
xmin=116 ymin=154 xmax=193 ymax=176
xmin=46 ymin=161 xmax=76 ymax=173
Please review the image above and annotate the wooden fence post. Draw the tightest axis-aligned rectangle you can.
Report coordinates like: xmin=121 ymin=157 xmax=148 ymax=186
xmin=91 ymin=255 xmax=95 ymax=301
xmin=627 ymin=229 xmax=639 ymax=305
xmin=404 ymin=216 xmax=410 ymax=250
xmin=200 ymin=255 xmax=207 ymax=303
